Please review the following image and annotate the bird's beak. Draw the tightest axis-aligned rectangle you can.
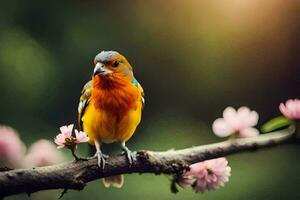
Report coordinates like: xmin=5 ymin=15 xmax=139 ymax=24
xmin=93 ymin=63 xmax=111 ymax=76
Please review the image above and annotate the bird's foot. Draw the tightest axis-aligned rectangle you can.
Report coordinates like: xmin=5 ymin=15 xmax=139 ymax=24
xmin=122 ymin=146 xmax=137 ymax=167
xmin=90 ymin=151 xmax=108 ymax=170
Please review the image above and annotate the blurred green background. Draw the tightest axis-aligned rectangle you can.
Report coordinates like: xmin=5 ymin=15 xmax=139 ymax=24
xmin=1 ymin=0 xmax=300 ymax=199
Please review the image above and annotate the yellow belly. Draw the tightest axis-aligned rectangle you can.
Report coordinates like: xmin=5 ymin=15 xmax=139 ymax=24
xmin=82 ymin=101 xmax=142 ymax=144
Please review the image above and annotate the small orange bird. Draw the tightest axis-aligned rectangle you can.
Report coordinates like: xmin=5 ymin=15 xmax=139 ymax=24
xmin=78 ymin=51 xmax=144 ymax=188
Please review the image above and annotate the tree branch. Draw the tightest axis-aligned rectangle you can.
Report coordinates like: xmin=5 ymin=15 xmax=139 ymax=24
xmin=0 ymin=126 xmax=296 ymax=197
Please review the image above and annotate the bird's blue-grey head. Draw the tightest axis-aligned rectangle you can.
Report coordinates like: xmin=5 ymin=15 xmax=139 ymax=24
xmin=92 ymin=50 xmax=132 ymax=76
xmin=94 ymin=51 xmax=120 ymax=64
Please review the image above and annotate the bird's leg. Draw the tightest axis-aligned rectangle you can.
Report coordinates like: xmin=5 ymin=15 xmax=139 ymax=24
xmin=120 ymin=141 xmax=136 ymax=167
xmin=92 ymin=140 xmax=108 ymax=169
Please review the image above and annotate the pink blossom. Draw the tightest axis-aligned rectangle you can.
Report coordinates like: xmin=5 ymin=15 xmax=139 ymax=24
xmin=54 ymin=124 xmax=89 ymax=149
xmin=0 ymin=125 xmax=26 ymax=168
xmin=60 ymin=124 xmax=74 ymax=137
xmin=74 ymin=130 xmax=89 ymax=144
xmin=23 ymin=139 xmax=65 ymax=168
xmin=179 ymin=158 xmax=231 ymax=193
xmin=279 ymin=99 xmax=300 ymax=119
xmin=54 ymin=133 xmax=68 ymax=149
xmin=54 ymin=124 xmax=74 ymax=148
xmin=212 ymin=106 xmax=259 ymax=138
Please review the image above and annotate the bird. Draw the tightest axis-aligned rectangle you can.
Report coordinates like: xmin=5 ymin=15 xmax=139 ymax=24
xmin=78 ymin=50 xmax=144 ymax=188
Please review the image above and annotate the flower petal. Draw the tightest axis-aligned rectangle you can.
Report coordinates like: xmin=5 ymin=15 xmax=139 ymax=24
xmin=223 ymin=107 xmax=243 ymax=129
xmin=248 ymin=110 xmax=259 ymax=127
xmin=187 ymin=157 xmax=231 ymax=193
xmin=279 ymin=103 xmax=291 ymax=118
xmin=75 ymin=130 xmax=89 ymax=143
xmin=212 ymin=118 xmax=234 ymax=137
xmin=57 ymin=145 xmax=65 ymax=149
xmin=54 ymin=133 xmax=66 ymax=146
xmin=239 ymin=127 xmax=259 ymax=138
xmin=279 ymin=99 xmax=300 ymax=119
xmin=59 ymin=124 xmax=74 ymax=137
xmin=223 ymin=107 xmax=237 ymax=121
xmin=238 ymin=107 xmax=259 ymax=127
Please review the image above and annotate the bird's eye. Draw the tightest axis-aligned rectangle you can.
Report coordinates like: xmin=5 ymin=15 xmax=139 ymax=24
xmin=112 ymin=61 xmax=120 ymax=68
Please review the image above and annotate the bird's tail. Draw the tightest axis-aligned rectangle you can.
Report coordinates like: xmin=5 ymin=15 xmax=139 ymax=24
xmin=103 ymin=175 xmax=124 ymax=188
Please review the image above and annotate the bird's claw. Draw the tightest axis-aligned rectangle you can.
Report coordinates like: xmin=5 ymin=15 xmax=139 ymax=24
xmin=91 ymin=151 xmax=108 ymax=170
xmin=122 ymin=148 xmax=136 ymax=167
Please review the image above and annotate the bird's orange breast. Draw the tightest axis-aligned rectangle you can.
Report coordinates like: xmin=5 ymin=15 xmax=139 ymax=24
xmin=82 ymin=75 xmax=142 ymax=144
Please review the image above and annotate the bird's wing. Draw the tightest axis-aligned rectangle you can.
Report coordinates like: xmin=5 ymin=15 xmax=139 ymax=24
xmin=78 ymin=80 xmax=92 ymax=131
xmin=132 ymin=78 xmax=145 ymax=108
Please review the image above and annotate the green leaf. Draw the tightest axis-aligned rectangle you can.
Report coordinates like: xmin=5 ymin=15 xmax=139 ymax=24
xmin=261 ymin=116 xmax=293 ymax=133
